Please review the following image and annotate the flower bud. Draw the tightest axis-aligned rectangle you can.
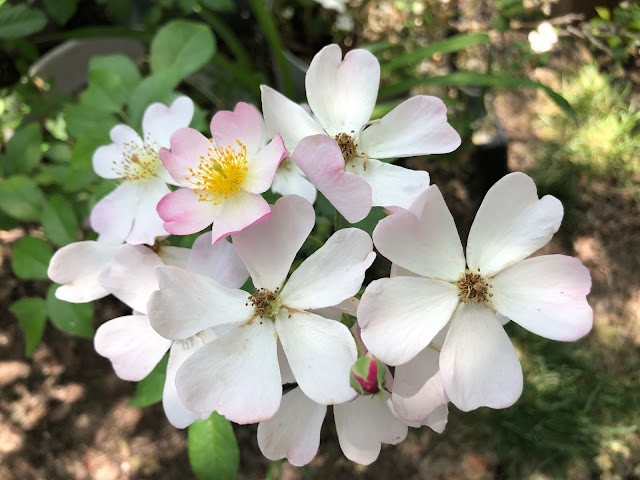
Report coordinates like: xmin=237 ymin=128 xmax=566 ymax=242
xmin=350 ymin=356 xmax=385 ymax=395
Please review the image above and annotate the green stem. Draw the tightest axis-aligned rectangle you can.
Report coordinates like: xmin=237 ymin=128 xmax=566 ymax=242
xmin=196 ymin=5 xmax=252 ymax=68
xmin=247 ymin=0 xmax=294 ymax=98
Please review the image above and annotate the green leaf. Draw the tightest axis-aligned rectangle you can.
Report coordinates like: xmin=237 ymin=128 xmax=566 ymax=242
xmin=10 ymin=297 xmax=47 ymax=356
xmin=380 ymin=33 xmax=491 ymax=74
xmin=351 ymin=207 xmax=387 ymax=234
xmin=128 ymin=354 xmax=169 ymax=407
xmin=35 ymin=164 xmax=71 ymax=185
xmin=188 ymin=412 xmax=239 ymax=480
xmin=11 ymin=236 xmax=53 ymax=280
xmin=127 ymin=71 xmax=181 ymax=127
xmin=150 ymin=20 xmax=216 ymax=79
xmin=42 ymin=194 xmax=79 ymax=246
xmin=70 ymin=122 xmax=115 ymax=169
xmin=43 ymin=0 xmax=78 ymax=25
xmin=46 ymin=142 xmax=72 ymax=163
xmin=4 ymin=123 xmax=43 ymax=175
xmin=63 ymin=166 xmax=101 ymax=193
xmin=82 ymin=69 xmax=128 ymax=113
xmin=0 ymin=4 xmax=47 ymax=39
xmin=64 ymin=104 xmax=118 ymax=138
xmin=0 ymin=175 xmax=45 ymax=221
xmin=46 ymin=284 xmax=94 ymax=338
xmin=89 ymin=54 xmax=141 ymax=93
xmin=201 ymin=0 xmax=236 ymax=11
xmin=595 ymin=6 xmax=610 ymax=21
xmin=379 ymin=71 xmax=575 ymax=120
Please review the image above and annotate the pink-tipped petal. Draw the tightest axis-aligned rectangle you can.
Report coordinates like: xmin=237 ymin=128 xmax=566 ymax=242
xmin=94 ymin=315 xmax=172 ymax=382
xmin=143 ymin=96 xmax=194 ymax=148
xmin=161 ymin=128 xmax=212 ymax=186
xmin=210 ymin=102 xmax=263 ymax=155
xmin=175 ymin=321 xmax=281 ymax=424
xmin=347 ymin=158 xmax=430 ymax=211
xmin=293 ymin=134 xmax=372 ymax=223
xmin=157 ymin=187 xmax=218 ymax=236
xmin=187 ymin=233 xmax=249 ymax=288
xmin=260 ymin=85 xmax=325 ymax=151
xmin=359 ymin=96 xmax=461 ymax=158
xmin=243 ymin=133 xmax=288 ymax=194
xmin=306 ymin=45 xmax=380 ymax=136
xmin=440 ymin=302 xmax=523 ymax=412
xmin=209 ymin=190 xmax=271 ymax=243
xmin=491 ymin=255 xmax=593 ymax=341
xmin=232 ymin=195 xmax=315 ymax=290
xmin=257 ymin=387 xmax=326 ymax=466
xmin=466 ymin=172 xmax=564 ymax=277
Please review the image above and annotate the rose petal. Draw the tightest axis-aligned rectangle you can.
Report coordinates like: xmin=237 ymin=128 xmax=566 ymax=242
xmin=466 ymin=172 xmax=564 ymax=277
xmin=243 ymin=133 xmax=288 ymax=194
xmin=209 ymin=190 xmax=271 ymax=243
xmin=257 ymin=387 xmax=326 ymax=466
xmin=440 ymin=302 xmax=523 ymax=411
xmin=187 ymin=233 xmax=249 ymax=289
xmin=89 ymin=182 xmax=137 ymax=245
xmin=143 ymin=96 xmax=194 ymax=148
xmin=306 ymin=44 xmax=380 ymax=136
xmin=293 ymin=134 xmax=372 ymax=223
xmin=126 ymin=177 xmax=170 ymax=245
xmin=161 ymin=128 xmax=212 ymax=186
xmin=210 ymin=102 xmax=263 ymax=156
xmin=92 ymin=144 xmax=124 ymax=179
xmin=271 ymin=160 xmax=318 ymax=204
xmin=157 ymin=187 xmax=219 ymax=236
xmin=491 ymin=254 xmax=593 ymax=341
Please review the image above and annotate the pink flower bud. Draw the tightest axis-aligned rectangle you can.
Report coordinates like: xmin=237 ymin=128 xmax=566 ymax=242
xmin=350 ymin=356 xmax=385 ymax=395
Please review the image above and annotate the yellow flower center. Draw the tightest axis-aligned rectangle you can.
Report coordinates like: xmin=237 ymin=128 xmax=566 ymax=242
xmin=457 ymin=269 xmax=493 ymax=304
xmin=187 ymin=139 xmax=249 ymax=204
xmin=114 ymin=136 xmax=161 ymax=182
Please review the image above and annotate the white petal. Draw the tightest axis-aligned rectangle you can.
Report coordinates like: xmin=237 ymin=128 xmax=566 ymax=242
xmin=260 ymin=85 xmax=325 ymax=151
xmin=257 ymin=387 xmax=326 ymax=466
xmin=209 ymin=190 xmax=271 ymax=244
xmin=305 ymin=45 xmax=380 ymax=136
xmin=175 ymin=321 xmax=281 ymax=424
xmin=491 ymin=255 xmax=592 ymax=341
xmin=243 ymin=133 xmax=288 ymax=194
xmin=271 ymin=162 xmax=318 ymax=204
xmin=440 ymin=302 xmax=523 ymax=411
xmin=466 ymin=172 xmax=564 ymax=277
xmin=156 ymin=246 xmax=190 ymax=268
xmin=392 ymin=347 xmax=447 ymax=423
xmin=422 ymin=403 xmax=448 ymax=433
xmin=163 ymin=335 xmax=212 ymax=429
xmin=48 ymin=241 xmax=119 ymax=303
xmin=110 ymin=124 xmax=143 ymax=149
xmin=148 ymin=266 xmax=253 ymax=340
xmin=98 ymin=244 xmax=163 ymax=314
xmin=358 ymin=276 xmax=459 ymax=366
xmin=92 ymin=144 xmax=124 ymax=179
xmin=277 ymin=340 xmax=295 ymax=384
xmin=373 ymin=185 xmax=465 ymax=282
xmin=187 ymin=233 xmax=249 ymax=288
xmin=89 ymin=182 xmax=137 ymax=245
xmin=281 ymin=228 xmax=375 ymax=310
xmin=347 ymin=158 xmax=430 ymax=211
xmin=232 ymin=195 xmax=315 ymax=290
xmin=334 ymin=392 xmax=408 ymax=465
xmin=276 ymin=310 xmax=357 ymax=405
xmin=94 ymin=315 xmax=171 ymax=381
xmin=359 ymin=96 xmax=461 ymax=158
xmin=142 ymin=96 xmax=194 ymax=148
xmin=126 ymin=177 xmax=170 ymax=245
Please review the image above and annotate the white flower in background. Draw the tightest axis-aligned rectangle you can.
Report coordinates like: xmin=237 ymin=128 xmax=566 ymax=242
xmin=148 ymin=194 xmax=375 ymax=424
xmin=271 ymin=155 xmax=317 ymax=204
xmin=47 ymin=238 xmax=122 ymax=303
xmin=529 ymin=22 xmax=558 ymax=54
xmin=358 ymin=172 xmax=593 ymax=411
xmin=261 ymin=44 xmax=460 ymax=223
xmin=93 ymin=232 xmax=249 ymax=428
xmin=91 ymin=96 xmax=194 ymax=245
xmin=313 ymin=0 xmax=348 ymax=14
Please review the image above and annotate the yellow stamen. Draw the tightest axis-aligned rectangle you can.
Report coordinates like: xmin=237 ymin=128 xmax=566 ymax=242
xmin=186 ymin=139 xmax=249 ymax=204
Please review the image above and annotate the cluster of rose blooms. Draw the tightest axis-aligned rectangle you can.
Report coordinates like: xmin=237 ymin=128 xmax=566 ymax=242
xmin=47 ymin=45 xmax=592 ymax=466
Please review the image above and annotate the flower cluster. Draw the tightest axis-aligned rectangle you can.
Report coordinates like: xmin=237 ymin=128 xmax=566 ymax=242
xmin=48 ymin=44 xmax=592 ymax=466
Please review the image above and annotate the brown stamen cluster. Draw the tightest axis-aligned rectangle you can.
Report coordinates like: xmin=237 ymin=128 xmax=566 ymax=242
xmin=457 ymin=269 xmax=493 ymax=303
xmin=335 ymin=132 xmax=357 ymax=161
xmin=247 ymin=287 xmax=282 ymax=319
xmin=113 ymin=134 xmax=161 ymax=182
